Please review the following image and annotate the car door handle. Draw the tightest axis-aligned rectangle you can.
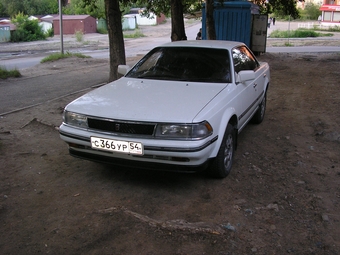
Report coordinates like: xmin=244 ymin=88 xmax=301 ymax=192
xmin=253 ymin=83 xmax=257 ymax=88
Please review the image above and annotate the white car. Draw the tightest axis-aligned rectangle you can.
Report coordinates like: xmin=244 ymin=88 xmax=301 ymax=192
xmin=59 ymin=40 xmax=270 ymax=178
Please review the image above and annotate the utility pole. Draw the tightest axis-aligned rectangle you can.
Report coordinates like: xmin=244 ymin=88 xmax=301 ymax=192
xmin=59 ymin=0 xmax=64 ymax=54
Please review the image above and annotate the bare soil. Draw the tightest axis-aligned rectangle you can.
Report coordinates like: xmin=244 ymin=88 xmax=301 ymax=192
xmin=0 ymin=52 xmax=340 ymax=255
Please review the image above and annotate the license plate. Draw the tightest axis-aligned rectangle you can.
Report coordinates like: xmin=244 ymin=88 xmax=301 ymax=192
xmin=91 ymin=137 xmax=143 ymax=155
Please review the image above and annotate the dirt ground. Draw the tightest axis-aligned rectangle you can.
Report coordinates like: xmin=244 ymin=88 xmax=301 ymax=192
xmin=1 ymin=49 xmax=340 ymax=254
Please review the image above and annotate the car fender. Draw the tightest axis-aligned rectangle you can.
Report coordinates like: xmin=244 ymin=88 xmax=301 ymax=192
xmin=209 ymin=106 xmax=238 ymax=158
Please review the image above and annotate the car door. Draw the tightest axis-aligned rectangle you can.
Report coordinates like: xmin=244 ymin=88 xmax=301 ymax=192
xmin=232 ymin=46 xmax=263 ymax=129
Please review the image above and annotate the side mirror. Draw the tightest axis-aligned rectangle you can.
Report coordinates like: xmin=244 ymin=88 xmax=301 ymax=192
xmin=118 ymin=65 xmax=131 ymax=75
xmin=235 ymin=70 xmax=255 ymax=84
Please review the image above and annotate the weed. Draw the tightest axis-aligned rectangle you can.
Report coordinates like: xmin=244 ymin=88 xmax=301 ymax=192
xmin=75 ymin=30 xmax=84 ymax=42
xmin=270 ymin=28 xmax=333 ymax=38
xmin=40 ymin=52 xmax=91 ymax=63
xmin=0 ymin=66 xmax=21 ymax=79
xmin=284 ymin=42 xmax=294 ymax=47
xmin=97 ymin=28 xmax=108 ymax=34
xmin=123 ymin=29 xmax=145 ymax=38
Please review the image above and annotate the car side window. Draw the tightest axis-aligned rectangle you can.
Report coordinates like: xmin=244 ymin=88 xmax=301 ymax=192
xmin=232 ymin=46 xmax=259 ymax=73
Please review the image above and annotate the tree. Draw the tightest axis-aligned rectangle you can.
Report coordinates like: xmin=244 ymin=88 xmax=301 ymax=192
xmin=11 ymin=12 xmax=46 ymax=42
xmin=104 ymin=0 xmax=126 ymax=81
xmin=170 ymin=0 xmax=187 ymax=41
xmin=0 ymin=0 xmax=58 ymax=16
xmin=64 ymin=0 xmax=105 ymax=18
xmin=205 ymin=0 xmax=216 ymax=40
xmin=252 ymin=0 xmax=300 ymax=19
xmin=302 ymin=3 xmax=321 ymax=20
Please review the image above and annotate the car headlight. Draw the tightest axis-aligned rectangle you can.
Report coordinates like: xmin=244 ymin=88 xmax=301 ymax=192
xmin=63 ymin=111 xmax=88 ymax=129
xmin=155 ymin=121 xmax=213 ymax=140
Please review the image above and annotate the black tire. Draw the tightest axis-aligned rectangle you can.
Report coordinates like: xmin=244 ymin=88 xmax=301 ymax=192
xmin=209 ymin=124 xmax=235 ymax=178
xmin=252 ymin=90 xmax=267 ymax=124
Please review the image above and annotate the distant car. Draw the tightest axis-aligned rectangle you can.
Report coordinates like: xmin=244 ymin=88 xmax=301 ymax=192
xmin=59 ymin=40 xmax=270 ymax=178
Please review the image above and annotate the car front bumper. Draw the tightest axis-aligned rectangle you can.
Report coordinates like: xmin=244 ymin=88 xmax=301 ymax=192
xmin=59 ymin=124 xmax=218 ymax=170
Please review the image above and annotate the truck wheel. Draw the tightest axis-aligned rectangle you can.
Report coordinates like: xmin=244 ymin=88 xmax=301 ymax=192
xmin=209 ymin=124 xmax=235 ymax=178
xmin=252 ymin=90 xmax=267 ymax=124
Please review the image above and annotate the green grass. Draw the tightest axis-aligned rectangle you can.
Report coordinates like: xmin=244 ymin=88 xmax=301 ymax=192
xmin=315 ymin=25 xmax=340 ymax=32
xmin=123 ymin=29 xmax=145 ymax=38
xmin=270 ymin=28 xmax=333 ymax=38
xmin=40 ymin=52 xmax=91 ymax=63
xmin=0 ymin=66 xmax=21 ymax=79
xmin=75 ymin=30 xmax=84 ymax=42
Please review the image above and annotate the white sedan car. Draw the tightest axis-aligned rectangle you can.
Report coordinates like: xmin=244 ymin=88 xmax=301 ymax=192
xmin=59 ymin=40 xmax=270 ymax=178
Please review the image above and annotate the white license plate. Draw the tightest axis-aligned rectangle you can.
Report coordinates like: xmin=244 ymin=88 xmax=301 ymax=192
xmin=91 ymin=137 xmax=143 ymax=155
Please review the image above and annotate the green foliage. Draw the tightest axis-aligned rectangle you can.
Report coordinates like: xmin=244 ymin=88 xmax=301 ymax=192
xmin=0 ymin=66 xmax=21 ymax=79
xmin=75 ymin=30 xmax=84 ymax=42
xmin=40 ymin=52 xmax=91 ymax=63
xmin=0 ymin=0 xmax=58 ymax=17
xmin=300 ymin=3 xmax=321 ymax=20
xmin=317 ymin=26 xmax=340 ymax=32
xmin=123 ymin=29 xmax=145 ymax=38
xmin=252 ymin=0 xmax=299 ymax=19
xmin=97 ymin=27 xmax=108 ymax=34
xmin=11 ymin=13 xmax=46 ymax=42
xmin=64 ymin=0 xmax=105 ymax=18
xmin=125 ymin=0 xmax=201 ymax=18
xmin=45 ymin=27 xmax=54 ymax=37
xmin=270 ymin=28 xmax=333 ymax=38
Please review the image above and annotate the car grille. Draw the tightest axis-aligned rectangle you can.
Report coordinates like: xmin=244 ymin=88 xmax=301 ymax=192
xmin=87 ymin=118 xmax=155 ymax=136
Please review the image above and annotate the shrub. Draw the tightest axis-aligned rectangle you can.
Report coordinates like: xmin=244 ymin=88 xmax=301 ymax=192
xmin=11 ymin=13 xmax=46 ymax=42
xmin=45 ymin=27 xmax=54 ymax=37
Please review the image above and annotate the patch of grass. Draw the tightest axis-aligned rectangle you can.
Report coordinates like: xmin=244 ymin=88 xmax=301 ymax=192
xmin=284 ymin=42 xmax=294 ymax=47
xmin=97 ymin=27 xmax=108 ymax=34
xmin=315 ymin=25 xmax=340 ymax=32
xmin=40 ymin=52 xmax=91 ymax=63
xmin=123 ymin=29 xmax=145 ymax=38
xmin=75 ymin=30 xmax=84 ymax=42
xmin=270 ymin=28 xmax=333 ymax=38
xmin=0 ymin=66 xmax=21 ymax=79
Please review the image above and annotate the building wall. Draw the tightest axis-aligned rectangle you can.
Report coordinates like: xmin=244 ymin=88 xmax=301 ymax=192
xmin=53 ymin=15 xmax=96 ymax=35
xmin=320 ymin=0 xmax=340 ymax=26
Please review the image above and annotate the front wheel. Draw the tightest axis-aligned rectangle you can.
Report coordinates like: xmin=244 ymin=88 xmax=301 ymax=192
xmin=208 ymin=124 xmax=235 ymax=178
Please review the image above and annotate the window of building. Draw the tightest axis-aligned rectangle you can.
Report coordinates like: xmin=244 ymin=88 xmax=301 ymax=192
xmin=333 ymin=12 xmax=340 ymax=21
xmin=324 ymin=11 xmax=332 ymax=21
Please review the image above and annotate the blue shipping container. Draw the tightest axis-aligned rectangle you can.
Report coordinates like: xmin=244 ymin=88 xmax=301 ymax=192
xmin=202 ymin=1 xmax=252 ymax=47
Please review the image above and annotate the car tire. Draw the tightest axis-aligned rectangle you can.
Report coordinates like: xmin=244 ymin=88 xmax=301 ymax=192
xmin=252 ymin=89 xmax=267 ymax=124
xmin=209 ymin=124 xmax=235 ymax=178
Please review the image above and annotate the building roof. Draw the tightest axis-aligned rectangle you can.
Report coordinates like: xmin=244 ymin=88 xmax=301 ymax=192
xmin=53 ymin=15 xmax=93 ymax=21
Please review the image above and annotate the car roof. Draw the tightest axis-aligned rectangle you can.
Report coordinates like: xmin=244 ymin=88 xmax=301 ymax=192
xmin=159 ymin=40 xmax=244 ymax=50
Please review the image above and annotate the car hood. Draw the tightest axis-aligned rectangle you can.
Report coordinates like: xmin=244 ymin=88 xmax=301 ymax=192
xmin=66 ymin=78 xmax=227 ymax=123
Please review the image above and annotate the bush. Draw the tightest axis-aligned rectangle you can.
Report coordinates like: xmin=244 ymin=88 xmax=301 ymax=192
xmin=45 ymin=27 xmax=54 ymax=37
xmin=302 ymin=3 xmax=322 ymax=20
xmin=11 ymin=13 xmax=46 ymax=42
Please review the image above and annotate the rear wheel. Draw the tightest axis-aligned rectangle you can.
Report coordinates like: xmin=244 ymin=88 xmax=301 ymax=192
xmin=209 ymin=124 xmax=235 ymax=178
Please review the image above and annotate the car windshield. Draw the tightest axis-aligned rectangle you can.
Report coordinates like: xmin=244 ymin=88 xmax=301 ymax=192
xmin=126 ymin=47 xmax=231 ymax=83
